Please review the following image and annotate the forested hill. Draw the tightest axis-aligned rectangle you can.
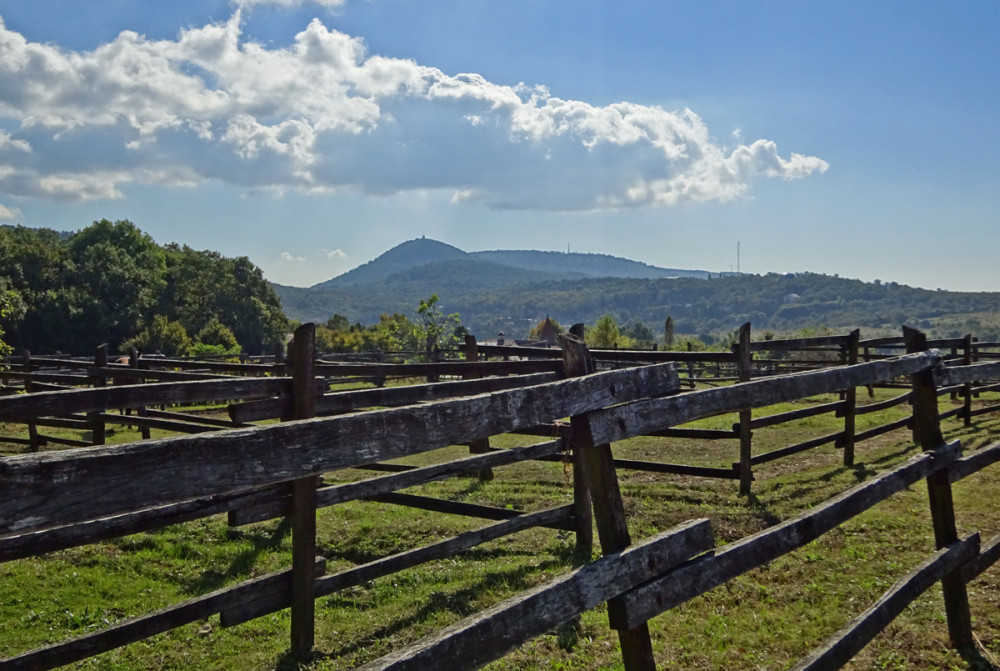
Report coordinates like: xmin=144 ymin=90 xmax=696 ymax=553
xmin=276 ymin=254 xmax=1000 ymax=342
xmin=310 ymin=237 xmax=707 ymax=291
xmin=312 ymin=238 xmax=467 ymax=289
xmin=468 ymin=250 xmax=711 ymax=279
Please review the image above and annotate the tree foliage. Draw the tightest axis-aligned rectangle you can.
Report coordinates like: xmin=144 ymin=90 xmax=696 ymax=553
xmin=416 ymin=294 xmax=462 ymax=357
xmin=0 ymin=284 xmax=22 ymax=359
xmin=276 ymin=267 xmax=1000 ymax=343
xmin=311 ymin=297 xmax=465 ymax=359
xmin=122 ymin=315 xmax=192 ymax=356
xmin=0 ymin=221 xmax=288 ymax=354
xmin=587 ymin=314 xmax=622 ymax=348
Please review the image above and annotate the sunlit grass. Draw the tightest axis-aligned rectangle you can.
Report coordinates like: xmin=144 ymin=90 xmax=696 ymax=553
xmin=1 ymin=390 xmax=1000 ymax=669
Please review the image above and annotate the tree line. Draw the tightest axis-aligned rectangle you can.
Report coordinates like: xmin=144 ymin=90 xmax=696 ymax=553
xmin=277 ymin=265 xmax=1000 ymax=345
xmin=0 ymin=220 xmax=288 ymax=356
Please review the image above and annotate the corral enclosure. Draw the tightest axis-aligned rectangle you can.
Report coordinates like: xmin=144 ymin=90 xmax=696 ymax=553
xmin=2 ymin=325 xmax=1000 ymax=669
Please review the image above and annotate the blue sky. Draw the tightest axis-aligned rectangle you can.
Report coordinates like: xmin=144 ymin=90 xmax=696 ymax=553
xmin=0 ymin=1 xmax=997 ymax=291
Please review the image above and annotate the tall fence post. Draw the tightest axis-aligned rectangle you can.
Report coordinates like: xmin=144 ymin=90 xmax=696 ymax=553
xmin=561 ymin=333 xmax=655 ymax=671
xmin=89 ymin=344 xmax=108 ymax=446
xmin=289 ymin=323 xmax=318 ymax=657
xmin=21 ymin=349 xmax=40 ymax=452
xmin=841 ymin=329 xmax=860 ymax=466
xmin=463 ymin=334 xmax=494 ymax=482
xmin=962 ymin=334 xmax=973 ymax=427
xmin=686 ymin=341 xmax=696 ymax=388
xmin=736 ymin=322 xmax=753 ymax=495
xmin=904 ymin=326 xmax=974 ymax=650
xmin=129 ymin=347 xmax=151 ymax=440
xmin=273 ymin=341 xmax=286 ymax=377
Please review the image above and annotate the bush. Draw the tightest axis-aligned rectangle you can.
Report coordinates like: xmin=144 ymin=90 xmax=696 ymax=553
xmin=122 ymin=315 xmax=191 ymax=356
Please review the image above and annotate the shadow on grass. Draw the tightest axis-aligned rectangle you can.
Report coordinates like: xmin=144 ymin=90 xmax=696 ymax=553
xmin=272 ymin=555 xmax=568 ymax=670
xmin=953 ymin=419 xmax=1000 ymax=451
xmin=183 ymin=517 xmax=292 ymax=595
xmin=960 ymin=643 xmax=1000 ymax=671
xmin=744 ymin=492 xmax=781 ymax=527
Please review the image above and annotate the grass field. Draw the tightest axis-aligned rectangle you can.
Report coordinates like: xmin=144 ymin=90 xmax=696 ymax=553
xmin=2 ymin=388 xmax=1000 ymax=670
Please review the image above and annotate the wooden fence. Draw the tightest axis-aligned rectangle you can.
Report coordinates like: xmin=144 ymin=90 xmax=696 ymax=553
xmin=2 ymin=325 xmax=1000 ymax=669
xmin=3 ymin=325 xmax=996 ymax=501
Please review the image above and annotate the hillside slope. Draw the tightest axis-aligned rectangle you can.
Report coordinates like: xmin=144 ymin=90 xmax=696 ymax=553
xmin=470 ymin=249 xmax=709 ymax=279
xmin=275 ymin=237 xmax=1000 ymax=341
xmin=311 ymin=237 xmax=467 ymax=289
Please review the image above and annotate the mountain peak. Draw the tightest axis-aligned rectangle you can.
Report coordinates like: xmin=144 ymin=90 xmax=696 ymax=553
xmin=311 ymin=237 xmax=466 ymax=290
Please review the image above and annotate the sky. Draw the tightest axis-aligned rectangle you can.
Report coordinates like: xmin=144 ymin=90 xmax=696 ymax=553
xmin=0 ymin=1 xmax=998 ymax=292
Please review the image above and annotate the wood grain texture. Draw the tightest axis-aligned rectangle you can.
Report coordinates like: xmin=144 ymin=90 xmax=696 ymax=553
xmin=0 ymin=377 xmax=297 ymax=421
xmin=587 ymin=352 xmax=939 ymax=447
xmin=934 ymin=360 xmax=1000 ymax=387
xmin=229 ymin=371 xmax=561 ymax=423
xmin=0 ymin=363 xmax=679 ymax=536
xmin=315 ymin=360 xmax=562 ymax=378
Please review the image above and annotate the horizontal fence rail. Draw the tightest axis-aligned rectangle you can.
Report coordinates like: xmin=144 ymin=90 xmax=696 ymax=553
xmin=3 ymin=323 xmax=1000 ymax=670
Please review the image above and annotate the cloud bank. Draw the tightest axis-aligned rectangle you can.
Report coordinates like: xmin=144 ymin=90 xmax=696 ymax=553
xmin=0 ymin=13 xmax=827 ymax=211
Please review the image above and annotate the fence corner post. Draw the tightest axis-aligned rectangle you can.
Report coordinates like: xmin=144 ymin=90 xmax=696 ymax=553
xmin=289 ymin=322 xmax=318 ymax=657
xmin=904 ymin=326 xmax=974 ymax=650
xmin=560 ymin=333 xmax=655 ymax=671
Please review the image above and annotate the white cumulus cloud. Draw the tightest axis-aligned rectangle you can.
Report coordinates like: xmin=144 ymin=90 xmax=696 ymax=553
xmin=280 ymin=251 xmax=306 ymax=262
xmin=323 ymin=248 xmax=347 ymax=259
xmin=0 ymin=13 xmax=827 ymax=211
xmin=0 ymin=202 xmax=21 ymax=219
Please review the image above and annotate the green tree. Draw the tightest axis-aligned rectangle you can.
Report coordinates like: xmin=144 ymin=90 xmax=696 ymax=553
xmin=415 ymin=294 xmax=462 ymax=358
xmin=190 ymin=317 xmax=241 ymax=356
xmin=122 ymin=315 xmax=192 ymax=356
xmin=587 ymin=314 xmax=621 ymax=348
xmin=0 ymin=285 xmax=23 ymax=359
xmin=623 ymin=321 xmax=655 ymax=345
xmin=373 ymin=313 xmax=419 ymax=352
xmin=326 ymin=314 xmax=351 ymax=331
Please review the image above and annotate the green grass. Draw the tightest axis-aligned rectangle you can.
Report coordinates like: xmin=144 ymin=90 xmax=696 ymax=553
xmin=2 ymin=390 xmax=1000 ymax=669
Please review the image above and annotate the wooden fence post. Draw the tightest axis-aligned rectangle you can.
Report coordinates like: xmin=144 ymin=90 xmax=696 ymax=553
xmin=22 ymin=349 xmax=40 ymax=452
xmin=464 ymin=334 xmax=494 ymax=482
xmin=273 ymin=341 xmax=286 ymax=377
xmin=89 ymin=344 xmax=108 ymax=445
xmin=736 ymin=323 xmax=753 ymax=495
xmin=903 ymin=326 xmax=974 ymax=650
xmin=129 ymin=348 xmax=151 ymax=440
xmin=686 ymin=341 xmax=696 ymax=388
xmin=842 ymin=329 xmax=860 ymax=466
xmin=962 ymin=334 xmax=973 ymax=427
xmin=289 ymin=323 xmax=318 ymax=657
xmin=560 ymin=334 xmax=655 ymax=671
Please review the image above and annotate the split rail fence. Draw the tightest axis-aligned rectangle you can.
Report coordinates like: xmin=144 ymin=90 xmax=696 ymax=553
xmin=1 ymin=325 xmax=1000 ymax=669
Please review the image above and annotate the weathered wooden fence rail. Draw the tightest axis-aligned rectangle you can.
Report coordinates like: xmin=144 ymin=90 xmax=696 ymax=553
xmin=3 ymin=325 xmax=1000 ymax=669
xmin=356 ymin=328 xmax=1000 ymax=671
